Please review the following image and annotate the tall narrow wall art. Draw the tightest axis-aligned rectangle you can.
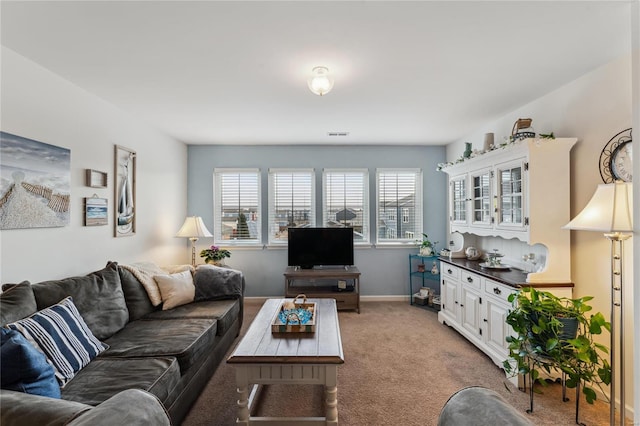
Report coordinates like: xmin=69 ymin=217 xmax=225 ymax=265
xmin=0 ymin=132 xmax=71 ymax=230
xmin=114 ymin=145 xmax=136 ymax=237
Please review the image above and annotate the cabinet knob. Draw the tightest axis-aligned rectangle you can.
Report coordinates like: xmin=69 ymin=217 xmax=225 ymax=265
xmin=467 ymin=277 xmax=473 ymax=283
xmin=460 ymin=304 xmax=464 ymax=307
xmin=493 ymin=287 xmax=502 ymax=295
xmin=483 ymin=318 xmax=488 ymax=322
xmin=454 ymin=301 xmax=459 ymax=304
xmin=447 ymin=269 xmax=453 ymax=274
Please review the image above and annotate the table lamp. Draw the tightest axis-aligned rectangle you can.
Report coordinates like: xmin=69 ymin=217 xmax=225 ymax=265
xmin=176 ymin=216 xmax=213 ymax=266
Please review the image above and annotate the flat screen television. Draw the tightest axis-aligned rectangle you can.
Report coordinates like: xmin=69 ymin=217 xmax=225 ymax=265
xmin=288 ymin=227 xmax=354 ymax=269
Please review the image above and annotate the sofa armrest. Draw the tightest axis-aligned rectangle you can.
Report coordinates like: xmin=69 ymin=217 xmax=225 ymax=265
xmin=0 ymin=389 xmax=171 ymax=426
xmin=67 ymin=389 xmax=171 ymax=426
xmin=437 ymin=386 xmax=533 ymax=426
xmin=1 ymin=389 xmax=91 ymax=426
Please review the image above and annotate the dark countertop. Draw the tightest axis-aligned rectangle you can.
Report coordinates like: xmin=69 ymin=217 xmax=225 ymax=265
xmin=439 ymin=257 xmax=574 ymax=289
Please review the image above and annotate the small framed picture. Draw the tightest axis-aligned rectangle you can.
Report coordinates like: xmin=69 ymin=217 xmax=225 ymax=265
xmin=84 ymin=196 xmax=108 ymax=226
xmin=85 ymin=169 xmax=107 ymax=188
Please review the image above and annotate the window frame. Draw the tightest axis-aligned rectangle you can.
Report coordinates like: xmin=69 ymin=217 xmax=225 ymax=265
xmin=322 ymin=168 xmax=370 ymax=244
xmin=213 ymin=168 xmax=262 ymax=246
xmin=375 ymin=168 xmax=423 ymax=245
xmin=267 ymin=168 xmax=316 ymax=245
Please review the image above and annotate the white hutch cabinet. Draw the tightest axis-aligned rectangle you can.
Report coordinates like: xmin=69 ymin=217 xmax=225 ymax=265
xmin=438 ymin=137 xmax=577 ymax=377
xmin=441 ymin=137 xmax=577 ymax=284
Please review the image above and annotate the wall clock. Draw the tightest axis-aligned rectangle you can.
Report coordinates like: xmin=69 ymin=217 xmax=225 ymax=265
xmin=599 ymin=128 xmax=632 ymax=183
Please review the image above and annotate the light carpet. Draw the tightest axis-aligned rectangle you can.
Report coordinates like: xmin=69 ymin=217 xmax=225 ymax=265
xmin=183 ymin=301 xmax=618 ymax=425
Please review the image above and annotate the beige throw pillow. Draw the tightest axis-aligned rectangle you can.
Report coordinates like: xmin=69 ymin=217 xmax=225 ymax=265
xmin=153 ymin=270 xmax=195 ymax=310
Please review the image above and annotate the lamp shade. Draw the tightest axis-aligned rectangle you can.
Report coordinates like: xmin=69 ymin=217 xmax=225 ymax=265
xmin=175 ymin=216 xmax=213 ymax=238
xmin=563 ymin=181 xmax=633 ymax=232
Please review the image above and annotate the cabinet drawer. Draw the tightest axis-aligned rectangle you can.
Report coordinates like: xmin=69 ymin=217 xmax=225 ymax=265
xmin=484 ymin=279 xmax=517 ymax=304
xmin=461 ymin=271 xmax=482 ymax=290
xmin=440 ymin=263 xmax=460 ymax=280
xmin=332 ymin=293 xmax=358 ymax=309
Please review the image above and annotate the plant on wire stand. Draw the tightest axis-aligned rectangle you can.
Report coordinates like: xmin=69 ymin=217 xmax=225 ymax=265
xmin=503 ymin=287 xmax=611 ymax=422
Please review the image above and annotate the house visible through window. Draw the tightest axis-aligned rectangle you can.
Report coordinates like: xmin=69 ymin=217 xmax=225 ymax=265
xmin=213 ymin=169 xmax=261 ymax=244
xmin=402 ymin=207 xmax=410 ymax=224
xmin=323 ymin=169 xmax=369 ymax=243
xmin=268 ymin=169 xmax=315 ymax=244
xmin=376 ymin=169 xmax=422 ymax=244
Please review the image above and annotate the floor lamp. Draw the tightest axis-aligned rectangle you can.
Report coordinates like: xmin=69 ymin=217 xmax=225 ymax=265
xmin=176 ymin=216 xmax=213 ymax=267
xmin=563 ymin=181 xmax=633 ymax=426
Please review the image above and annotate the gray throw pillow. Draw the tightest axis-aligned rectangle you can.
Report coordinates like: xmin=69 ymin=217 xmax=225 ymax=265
xmin=110 ymin=261 xmax=157 ymax=321
xmin=0 ymin=281 xmax=37 ymax=325
xmin=30 ymin=263 xmax=129 ymax=340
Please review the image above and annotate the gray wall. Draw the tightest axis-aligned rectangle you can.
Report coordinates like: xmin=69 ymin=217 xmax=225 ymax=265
xmin=187 ymin=144 xmax=447 ymax=297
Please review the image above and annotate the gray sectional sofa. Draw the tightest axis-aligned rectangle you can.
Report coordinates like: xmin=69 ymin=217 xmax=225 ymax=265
xmin=0 ymin=261 xmax=245 ymax=425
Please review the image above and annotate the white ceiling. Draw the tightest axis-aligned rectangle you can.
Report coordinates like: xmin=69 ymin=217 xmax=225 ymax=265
xmin=0 ymin=1 xmax=632 ymax=145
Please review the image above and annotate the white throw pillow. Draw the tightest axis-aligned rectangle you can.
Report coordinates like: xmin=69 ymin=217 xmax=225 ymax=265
xmin=153 ymin=270 xmax=196 ymax=310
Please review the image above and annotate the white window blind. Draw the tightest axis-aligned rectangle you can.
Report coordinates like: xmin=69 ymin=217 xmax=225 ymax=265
xmin=213 ymin=169 xmax=261 ymax=244
xmin=323 ymin=169 xmax=369 ymax=243
xmin=376 ymin=169 xmax=422 ymax=244
xmin=268 ymin=169 xmax=315 ymax=244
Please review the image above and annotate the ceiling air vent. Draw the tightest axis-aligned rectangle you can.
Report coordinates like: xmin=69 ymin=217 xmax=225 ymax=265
xmin=327 ymin=132 xmax=349 ymax=137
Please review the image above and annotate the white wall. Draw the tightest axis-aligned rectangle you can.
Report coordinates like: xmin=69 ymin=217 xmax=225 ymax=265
xmin=0 ymin=47 xmax=189 ymax=284
xmin=447 ymin=53 xmax=635 ymax=418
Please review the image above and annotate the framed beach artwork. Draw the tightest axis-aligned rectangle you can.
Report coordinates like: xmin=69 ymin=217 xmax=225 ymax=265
xmin=84 ymin=196 xmax=108 ymax=226
xmin=114 ymin=145 xmax=136 ymax=237
xmin=0 ymin=132 xmax=71 ymax=230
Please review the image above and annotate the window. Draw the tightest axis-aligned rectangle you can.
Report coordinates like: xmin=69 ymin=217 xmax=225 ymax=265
xmin=376 ymin=169 xmax=422 ymax=244
xmin=268 ymin=169 xmax=315 ymax=244
xmin=322 ymin=169 xmax=369 ymax=243
xmin=213 ymin=169 xmax=261 ymax=244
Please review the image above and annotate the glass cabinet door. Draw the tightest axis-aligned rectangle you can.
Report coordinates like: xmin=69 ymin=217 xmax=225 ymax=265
xmin=470 ymin=169 xmax=492 ymax=227
xmin=496 ymin=161 xmax=525 ymax=229
xmin=450 ymin=175 xmax=467 ymax=226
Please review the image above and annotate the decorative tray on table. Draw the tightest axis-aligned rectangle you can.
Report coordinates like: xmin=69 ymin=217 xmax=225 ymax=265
xmin=271 ymin=294 xmax=316 ymax=333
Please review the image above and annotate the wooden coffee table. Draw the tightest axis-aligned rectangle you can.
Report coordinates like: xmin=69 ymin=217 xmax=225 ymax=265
xmin=227 ymin=298 xmax=344 ymax=425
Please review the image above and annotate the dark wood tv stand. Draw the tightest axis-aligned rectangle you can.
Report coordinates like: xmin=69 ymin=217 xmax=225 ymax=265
xmin=284 ymin=266 xmax=360 ymax=313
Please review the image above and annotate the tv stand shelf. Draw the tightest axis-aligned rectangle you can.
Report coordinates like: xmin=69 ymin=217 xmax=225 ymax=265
xmin=284 ymin=266 xmax=361 ymax=313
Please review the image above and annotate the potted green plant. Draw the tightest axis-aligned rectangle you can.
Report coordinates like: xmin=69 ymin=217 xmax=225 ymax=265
xmin=503 ymin=287 xmax=611 ymax=405
xmin=199 ymin=245 xmax=231 ymax=266
xmin=416 ymin=233 xmax=438 ymax=256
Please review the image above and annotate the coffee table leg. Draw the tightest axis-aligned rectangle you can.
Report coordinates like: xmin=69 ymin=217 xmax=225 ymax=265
xmin=325 ymin=365 xmax=338 ymax=425
xmin=236 ymin=367 xmax=250 ymax=425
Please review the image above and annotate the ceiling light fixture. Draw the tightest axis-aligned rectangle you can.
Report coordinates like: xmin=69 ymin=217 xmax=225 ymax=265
xmin=308 ymin=66 xmax=334 ymax=96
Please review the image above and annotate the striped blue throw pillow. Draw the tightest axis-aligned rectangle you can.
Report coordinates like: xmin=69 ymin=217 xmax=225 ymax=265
xmin=7 ymin=296 xmax=107 ymax=386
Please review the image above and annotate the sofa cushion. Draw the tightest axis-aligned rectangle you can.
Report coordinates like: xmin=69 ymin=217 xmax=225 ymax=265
xmin=0 ymin=328 xmax=60 ymax=398
xmin=6 ymin=297 xmax=108 ymax=387
xmin=61 ymin=357 xmax=181 ymax=408
xmin=112 ymin=262 xmax=157 ymax=321
xmin=0 ymin=281 xmax=37 ymax=325
xmin=30 ymin=263 xmax=129 ymax=340
xmin=154 ymin=271 xmax=195 ymax=310
xmin=143 ymin=299 xmax=240 ymax=337
xmin=101 ymin=318 xmax=217 ymax=373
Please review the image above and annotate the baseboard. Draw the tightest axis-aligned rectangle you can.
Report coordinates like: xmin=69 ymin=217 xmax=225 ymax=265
xmin=245 ymin=295 xmax=411 ymax=304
